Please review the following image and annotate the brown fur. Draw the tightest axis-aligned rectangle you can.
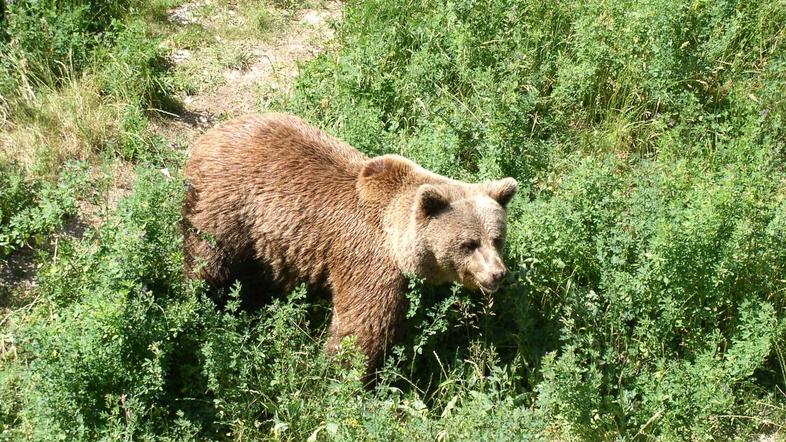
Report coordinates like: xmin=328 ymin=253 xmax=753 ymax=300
xmin=183 ymin=113 xmax=517 ymax=371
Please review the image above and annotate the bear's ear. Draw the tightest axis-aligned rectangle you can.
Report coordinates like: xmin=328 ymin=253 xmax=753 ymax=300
xmin=485 ymin=177 xmax=518 ymax=207
xmin=416 ymin=184 xmax=450 ymax=218
xmin=357 ymin=155 xmax=412 ymax=201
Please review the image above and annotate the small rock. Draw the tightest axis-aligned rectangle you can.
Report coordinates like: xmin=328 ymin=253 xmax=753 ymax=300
xmin=172 ymin=48 xmax=192 ymax=63
xmin=169 ymin=3 xmax=199 ymax=25
xmin=302 ymin=10 xmax=324 ymax=26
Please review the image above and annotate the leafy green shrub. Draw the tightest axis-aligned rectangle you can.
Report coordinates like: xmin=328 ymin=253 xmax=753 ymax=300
xmin=93 ymin=19 xmax=177 ymax=110
xmin=0 ymin=0 xmax=144 ymax=91
xmin=0 ymin=169 xmax=547 ymax=440
xmin=1 ymin=1 xmax=177 ymax=109
xmin=0 ymin=169 xmax=203 ymax=438
xmin=0 ymin=162 xmax=88 ymax=259
xmin=515 ymin=155 xmax=786 ymax=437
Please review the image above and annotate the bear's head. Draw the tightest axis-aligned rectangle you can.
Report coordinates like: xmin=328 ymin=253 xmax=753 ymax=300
xmin=358 ymin=155 xmax=518 ymax=293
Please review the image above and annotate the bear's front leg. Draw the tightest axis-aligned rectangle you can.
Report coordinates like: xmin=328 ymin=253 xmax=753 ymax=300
xmin=327 ymin=276 xmax=408 ymax=374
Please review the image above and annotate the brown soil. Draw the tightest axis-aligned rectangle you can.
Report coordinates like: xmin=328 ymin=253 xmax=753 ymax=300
xmin=158 ymin=0 xmax=342 ymax=146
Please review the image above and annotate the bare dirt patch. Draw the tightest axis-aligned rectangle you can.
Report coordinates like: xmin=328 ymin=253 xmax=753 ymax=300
xmin=197 ymin=3 xmax=342 ymax=112
xmin=158 ymin=1 xmax=342 ymax=145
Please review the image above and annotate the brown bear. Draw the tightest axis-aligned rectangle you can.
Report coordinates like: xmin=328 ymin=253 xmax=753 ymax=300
xmin=182 ymin=113 xmax=517 ymax=371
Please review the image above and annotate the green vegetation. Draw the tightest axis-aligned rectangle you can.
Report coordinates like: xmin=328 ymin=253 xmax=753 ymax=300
xmin=283 ymin=1 xmax=786 ymax=437
xmin=2 ymin=0 xmax=785 ymax=440
xmin=0 ymin=162 xmax=88 ymax=260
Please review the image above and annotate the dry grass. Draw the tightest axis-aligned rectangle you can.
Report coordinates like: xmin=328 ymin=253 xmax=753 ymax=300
xmin=0 ymin=76 xmax=129 ymax=176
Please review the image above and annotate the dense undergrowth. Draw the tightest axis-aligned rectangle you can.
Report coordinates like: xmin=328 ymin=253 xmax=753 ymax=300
xmin=2 ymin=0 xmax=786 ymax=440
xmin=283 ymin=0 xmax=786 ymax=437
xmin=0 ymin=0 xmax=178 ymax=260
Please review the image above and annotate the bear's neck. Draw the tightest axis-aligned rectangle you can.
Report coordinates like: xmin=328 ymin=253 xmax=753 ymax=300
xmin=380 ymin=192 xmax=428 ymax=277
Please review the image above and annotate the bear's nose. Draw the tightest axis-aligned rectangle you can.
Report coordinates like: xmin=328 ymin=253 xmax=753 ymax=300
xmin=490 ymin=268 xmax=506 ymax=285
xmin=479 ymin=268 xmax=506 ymax=292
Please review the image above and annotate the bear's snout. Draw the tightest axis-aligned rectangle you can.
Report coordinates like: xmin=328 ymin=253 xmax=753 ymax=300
xmin=470 ymin=250 xmax=507 ymax=292
xmin=490 ymin=268 xmax=506 ymax=285
xmin=477 ymin=266 xmax=506 ymax=292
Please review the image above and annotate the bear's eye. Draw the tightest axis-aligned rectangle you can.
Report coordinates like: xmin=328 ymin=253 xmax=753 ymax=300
xmin=460 ymin=239 xmax=480 ymax=252
xmin=492 ymin=237 xmax=505 ymax=248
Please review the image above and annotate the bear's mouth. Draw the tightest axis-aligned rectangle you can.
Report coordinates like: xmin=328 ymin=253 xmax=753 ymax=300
xmin=477 ymin=280 xmax=500 ymax=293
xmin=464 ymin=274 xmax=500 ymax=293
xmin=458 ymin=269 xmax=500 ymax=293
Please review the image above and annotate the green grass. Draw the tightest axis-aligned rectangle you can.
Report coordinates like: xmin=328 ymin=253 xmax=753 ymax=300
xmin=2 ymin=0 xmax=786 ymax=440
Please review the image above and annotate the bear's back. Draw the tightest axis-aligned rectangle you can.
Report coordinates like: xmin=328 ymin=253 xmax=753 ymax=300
xmin=187 ymin=113 xmax=366 ymax=183
xmin=184 ymin=114 xmax=392 ymax=293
